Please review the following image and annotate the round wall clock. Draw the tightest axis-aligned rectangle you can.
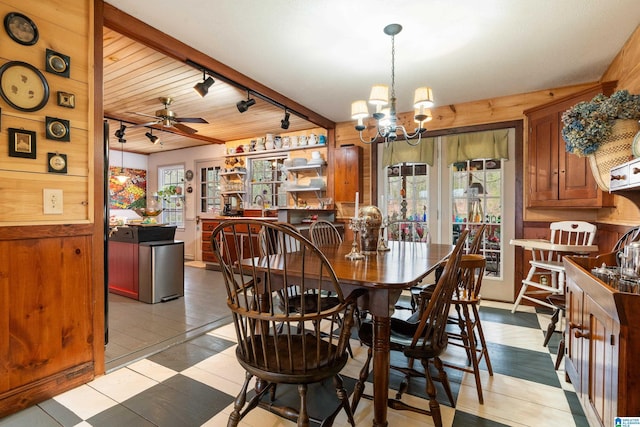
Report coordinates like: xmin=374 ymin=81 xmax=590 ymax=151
xmin=0 ymin=61 xmax=49 ymax=112
xmin=185 ymin=169 xmax=194 ymax=181
xmin=4 ymin=12 xmax=38 ymax=46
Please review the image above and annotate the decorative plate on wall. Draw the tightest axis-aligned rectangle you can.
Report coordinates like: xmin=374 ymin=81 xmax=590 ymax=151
xmin=633 ymin=130 xmax=640 ymax=158
xmin=4 ymin=12 xmax=38 ymax=46
xmin=0 ymin=61 xmax=49 ymax=112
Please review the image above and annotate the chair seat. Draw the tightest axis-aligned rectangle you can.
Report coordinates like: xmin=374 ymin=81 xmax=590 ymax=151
xmin=239 ymin=334 xmax=348 ymax=381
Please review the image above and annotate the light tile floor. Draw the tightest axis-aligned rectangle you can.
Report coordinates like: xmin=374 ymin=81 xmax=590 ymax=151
xmin=0 ymin=301 xmax=587 ymax=427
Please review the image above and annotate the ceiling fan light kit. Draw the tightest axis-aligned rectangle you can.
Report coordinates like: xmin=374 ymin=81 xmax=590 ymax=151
xmin=351 ymin=23 xmax=434 ymax=146
xmin=128 ymin=97 xmax=208 ymax=135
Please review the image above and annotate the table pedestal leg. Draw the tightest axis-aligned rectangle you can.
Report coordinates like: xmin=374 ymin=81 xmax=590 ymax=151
xmin=372 ymin=315 xmax=390 ymax=427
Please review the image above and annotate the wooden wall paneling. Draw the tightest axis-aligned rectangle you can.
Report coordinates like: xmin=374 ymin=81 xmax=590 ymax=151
xmin=0 ymin=0 xmax=100 ymax=418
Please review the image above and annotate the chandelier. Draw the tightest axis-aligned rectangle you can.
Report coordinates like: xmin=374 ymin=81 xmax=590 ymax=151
xmin=351 ymin=24 xmax=433 ymax=146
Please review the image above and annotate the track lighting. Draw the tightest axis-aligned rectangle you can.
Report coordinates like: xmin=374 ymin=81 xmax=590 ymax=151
xmin=193 ymin=70 xmax=215 ymax=97
xmin=236 ymin=92 xmax=256 ymax=113
xmin=145 ymin=129 xmax=159 ymax=144
xmin=280 ymin=110 xmax=290 ymax=130
xmin=114 ymin=123 xmax=126 ymax=143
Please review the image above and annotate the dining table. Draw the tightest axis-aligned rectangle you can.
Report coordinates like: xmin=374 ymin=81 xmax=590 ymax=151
xmin=242 ymin=239 xmax=453 ymax=427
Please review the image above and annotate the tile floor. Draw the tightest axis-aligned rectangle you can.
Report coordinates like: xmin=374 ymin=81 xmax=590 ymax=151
xmin=0 ymin=299 xmax=588 ymax=427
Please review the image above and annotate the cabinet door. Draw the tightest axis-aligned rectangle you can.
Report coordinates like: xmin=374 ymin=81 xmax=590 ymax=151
xmin=559 ymin=112 xmax=598 ymax=201
xmin=108 ymin=241 xmax=139 ymax=299
xmin=528 ymin=113 xmax=559 ymax=204
xmin=334 ymin=146 xmax=362 ymax=202
xmin=584 ymin=296 xmax=618 ymax=426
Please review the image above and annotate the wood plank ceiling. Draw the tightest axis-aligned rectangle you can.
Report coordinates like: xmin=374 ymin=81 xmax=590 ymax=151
xmin=103 ymin=28 xmax=317 ymax=154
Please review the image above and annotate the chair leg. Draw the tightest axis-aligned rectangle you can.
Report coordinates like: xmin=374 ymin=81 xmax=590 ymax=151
xmin=321 ymin=375 xmax=356 ymax=427
xmin=228 ymin=371 xmax=252 ymax=427
xmin=351 ymin=345 xmax=372 ymax=413
xmin=512 ymin=266 xmax=537 ymax=313
xmin=423 ymin=358 xmax=443 ymax=427
xmin=297 ymin=384 xmax=309 ymax=427
xmin=555 ymin=337 xmax=565 ymax=370
xmin=473 ymin=305 xmax=493 ymax=376
xmin=543 ymin=308 xmax=561 ymax=347
xmin=433 ymin=356 xmax=455 ymax=408
xmin=461 ymin=306 xmax=483 ymax=404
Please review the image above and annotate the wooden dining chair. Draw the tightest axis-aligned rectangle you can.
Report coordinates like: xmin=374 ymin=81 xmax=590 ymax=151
xmin=443 ymin=253 xmax=493 ymax=403
xmin=402 ymin=225 xmax=486 ymax=313
xmin=211 ymin=219 xmax=362 ymax=427
xmin=351 ymin=230 xmax=469 ymax=427
xmin=309 ymin=219 xmax=343 ymax=246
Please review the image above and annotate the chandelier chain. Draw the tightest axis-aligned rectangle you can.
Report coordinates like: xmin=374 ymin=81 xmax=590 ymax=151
xmin=390 ymin=33 xmax=396 ymax=99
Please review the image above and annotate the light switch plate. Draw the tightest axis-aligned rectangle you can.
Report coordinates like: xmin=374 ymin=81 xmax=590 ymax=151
xmin=43 ymin=189 xmax=63 ymax=214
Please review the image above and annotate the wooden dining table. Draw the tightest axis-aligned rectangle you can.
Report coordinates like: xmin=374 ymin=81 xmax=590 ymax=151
xmin=242 ymin=239 xmax=453 ymax=427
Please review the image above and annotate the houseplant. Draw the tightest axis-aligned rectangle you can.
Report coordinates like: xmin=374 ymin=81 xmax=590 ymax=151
xmin=561 ymin=89 xmax=640 ymax=190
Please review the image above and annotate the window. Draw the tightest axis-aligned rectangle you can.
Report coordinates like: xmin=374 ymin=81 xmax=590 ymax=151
xmin=451 ymin=159 xmax=503 ymax=276
xmin=249 ymin=156 xmax=287 ymax=208
xmin=383 ymin=162 xmax=430 ymax=241
xmin=158 ymin=165 xmax=184 ymax=227
xmin=384 ymin=163 xmax=429 ymax=221
xmin=198 ymin=164 xmax=222 ymax=214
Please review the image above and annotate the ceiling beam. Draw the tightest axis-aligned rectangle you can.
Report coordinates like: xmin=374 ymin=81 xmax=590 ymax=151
xmin=103 ymin=3 xmax=335 ymax=131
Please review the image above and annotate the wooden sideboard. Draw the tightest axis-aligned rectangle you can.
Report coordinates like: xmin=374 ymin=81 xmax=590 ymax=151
xmin=563 ymin=257 xmax=640 ymax=427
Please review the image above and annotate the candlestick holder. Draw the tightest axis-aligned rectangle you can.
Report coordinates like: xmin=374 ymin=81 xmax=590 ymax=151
xmin=345 ymin=217 xmax=365 ymax=260
xmin=377 ymin=216 xmax=390 ymax=252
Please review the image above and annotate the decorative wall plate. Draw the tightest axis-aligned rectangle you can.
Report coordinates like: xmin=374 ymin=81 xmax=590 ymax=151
xmin=47 ymin=152 xmax=67 ymax=173
xmin=632 ymin=130 xmax=640 ymax=158
xmin=45 ymin=116 xmax=70 ymax=141
xmin=0 ymin=61 xmax=49 ymax=112
xmin=185 ymin=169 xmax=194 ymax=181
xmin=4 ymin=12 xmax=38 ymax=46
xmin=45 ymin=49 xmax=70 ymax=78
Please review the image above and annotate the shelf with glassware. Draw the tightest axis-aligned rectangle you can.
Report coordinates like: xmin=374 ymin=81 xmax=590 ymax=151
xmin=220 ymin=168 xmax=247 ymax=204
xmin=451 ymin=159 xmax=503 ymax=276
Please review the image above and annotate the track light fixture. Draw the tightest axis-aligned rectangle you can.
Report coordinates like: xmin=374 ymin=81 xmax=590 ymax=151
xmin=280 ymin=110 xmax=290 ymax=129
xmin=145 ymin=128 xmax=159 ymax=144
xmin=236 ymin=91 xmax=256 ymax=113
xmin=114 ymin=123 xmax=127 ymax=143
xmin=193 ymin=70 xmax=215 ymax=97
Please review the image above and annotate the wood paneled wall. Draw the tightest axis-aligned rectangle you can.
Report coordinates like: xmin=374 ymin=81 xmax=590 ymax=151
xmin=0 ymin=0 xmax=102 ymax=418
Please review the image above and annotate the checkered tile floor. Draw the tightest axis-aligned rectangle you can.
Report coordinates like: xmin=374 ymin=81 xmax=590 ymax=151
xmin=0 ymin=301 xmax=588 ymax=427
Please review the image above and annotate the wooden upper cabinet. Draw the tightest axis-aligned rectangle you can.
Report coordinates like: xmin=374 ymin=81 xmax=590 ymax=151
xmin=333 ymin=145 xmax=362 ymax=202
xmin=526 ymin=82 xmax=617 ymax=208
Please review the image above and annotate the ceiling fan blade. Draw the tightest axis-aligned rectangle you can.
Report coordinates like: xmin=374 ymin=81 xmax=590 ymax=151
xmin=127 ymin=111 xmax=161 ymax=119
xmin=129 ymin=121 xmax=160 ymax=128
xmin=173 ymin=123 xmax=198 ymax=134
xmin=175 ymin=117 xmax=208 ymax=124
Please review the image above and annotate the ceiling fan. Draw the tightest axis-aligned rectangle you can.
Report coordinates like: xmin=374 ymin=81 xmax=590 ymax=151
xmin=129 ymin=97 xmax=208 ymax=134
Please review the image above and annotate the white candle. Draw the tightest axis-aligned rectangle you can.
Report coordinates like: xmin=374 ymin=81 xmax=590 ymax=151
xmin=381 ymin=195 xmax=386 ymax=218
xmin=355 ymin=192 xmax=359 ymax=217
